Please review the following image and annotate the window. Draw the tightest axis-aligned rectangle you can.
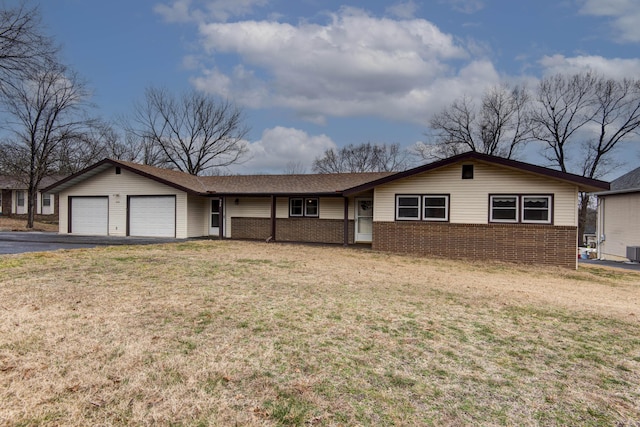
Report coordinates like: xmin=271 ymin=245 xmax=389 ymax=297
xmin=42 ymin=193 xmax=51 ymax=207
xmin=305 ymin=198 xmax=318 ymax=217
xmin=289 ymin=198 xmax=318 ymax=217
xmin=522 ymin=196 xmax=551 ymax=223
xmin=462 ymin=164 xmax=474 ymax=179
xmin=17 ymin=191 xmax=25 ymax=207
xmin=396 ymin=195 xmax=420 ymax=220
xmin=211 ymin=199 xmax=220 ymax=228
xmin=489 ymin=195 xmax=553 ymax=224
xmin=289 ymin=198 xmax=304 ymax=217
xmin=423 ymin=195 xmax=449 ymax=221
xmin=490 ymin=195 xmax=518 ymax=222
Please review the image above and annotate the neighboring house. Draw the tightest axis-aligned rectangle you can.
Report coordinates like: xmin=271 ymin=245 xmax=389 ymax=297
xmin=0 ymin=175 xmax=60 ymax=217
xmin=595 ymin=166 xmax=640 ymax=262
xmin=43 ymin=153 xmax=609 ymax=269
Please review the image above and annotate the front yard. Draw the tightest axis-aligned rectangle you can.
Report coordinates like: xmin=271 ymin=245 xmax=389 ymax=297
xmin=1 ymin=240 xmax=639 ymax=426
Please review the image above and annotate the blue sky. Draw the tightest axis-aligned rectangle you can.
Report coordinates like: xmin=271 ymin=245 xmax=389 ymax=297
xmin=25 ymin=0 xmax=640 ymax=175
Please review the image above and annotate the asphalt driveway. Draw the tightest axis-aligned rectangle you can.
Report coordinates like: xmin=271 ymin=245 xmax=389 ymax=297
xmin=0 ymin=232 xmax=185 ymax=255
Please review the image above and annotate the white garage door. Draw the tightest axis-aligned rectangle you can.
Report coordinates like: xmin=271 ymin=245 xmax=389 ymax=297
xmin=70 ymin=197 xmax=108 ymax=235
xmin=129 ymin=196 xmax=176 ymax=237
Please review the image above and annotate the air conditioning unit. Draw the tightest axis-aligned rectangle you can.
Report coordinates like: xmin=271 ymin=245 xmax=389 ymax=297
xmin=626 ymin=246 xmax=640 ymax=262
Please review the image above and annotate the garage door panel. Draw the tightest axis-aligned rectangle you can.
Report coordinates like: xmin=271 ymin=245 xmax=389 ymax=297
xmin=71 ymin=197 xmax=108 ymax=235
xmin=129 ymin=196 xmax=176 ymax=237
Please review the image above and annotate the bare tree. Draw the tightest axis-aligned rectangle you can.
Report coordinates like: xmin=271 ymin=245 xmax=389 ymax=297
xmin=418 ymin=84 xmax=533 ymax=161
xmin=283 ymin=160 xmax=307 ymax=174
xmin=312 ymin=142 xmax=410 ymax=173
xmin=128 ymin=87 xmax=249 ymax=175
xmin=531 ymin=72 xmax=640 ymax=244
xmin=0 ymin=61 xmax=91 ymax=228
xmin=531 ymin=72 xmax=599 ymax=173
xmin=0 ymin=2 xmax=56 ymax=89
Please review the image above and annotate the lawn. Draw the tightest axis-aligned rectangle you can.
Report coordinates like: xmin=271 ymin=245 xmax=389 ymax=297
xmin=0 ymin=217 xmax=58 ymax=232
xmin=0 ymin=240 xmax=639 ymax=426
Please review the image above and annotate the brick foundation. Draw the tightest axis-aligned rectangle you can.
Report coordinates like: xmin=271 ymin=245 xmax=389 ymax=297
xmin=230 ymin=217 xmax=354 ymax=244
xmin=372 ymin=222 xmax=577 ymax=269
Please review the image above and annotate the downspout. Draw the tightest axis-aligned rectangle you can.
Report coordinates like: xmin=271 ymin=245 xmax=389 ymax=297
xmin=220 ymin=197 xmax=225 ymax=239
xmin=597 ymin=197 xmax=604 ymax=260
xmin=343 ymin=196 xmax=349 ymax=246
xmin=269 ymin=195 xmax=276 ymax=242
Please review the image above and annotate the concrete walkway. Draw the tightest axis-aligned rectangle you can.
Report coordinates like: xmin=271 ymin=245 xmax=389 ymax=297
xmin=579 ymin=258 xmax=640 ymax=272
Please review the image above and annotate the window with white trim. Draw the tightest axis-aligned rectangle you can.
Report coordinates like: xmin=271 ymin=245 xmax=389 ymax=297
xmin=289 ymin=198 xmax=319 ymax=217
xmin=289 ymin=198 xmax=304 ymax=217
xmin=42 ymin=193 xmax=51 ymax=207
xmin=423 ymin=195 xmax=449 ymax=221
xmin=396 ymin=195 xmax=420 ymax=220
xmin=305 ymin=198 xmax=319 ymax=217
xmin=490 ymin=195 xmax=518 ymax=222
xmin=17 ymin=191 xmax=25 ymax=207
xmin=522 ymin=196 xmax=551 ymax=223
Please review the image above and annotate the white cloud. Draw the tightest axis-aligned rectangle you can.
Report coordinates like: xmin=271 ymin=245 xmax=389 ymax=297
xmin=579 ymin=0 xmax=640 ymax=43
xmin=539 ymin=54 xmax=640 ymax=79
xmin=229 ymin=127 xmax=337 ymax=174
xmin=386 ymin=1 xmax=420 ymax=19
xmin=192 ymin=7 xmax=496 ymax=125
xmin=154 ymin=0 xmax=268 ymax=23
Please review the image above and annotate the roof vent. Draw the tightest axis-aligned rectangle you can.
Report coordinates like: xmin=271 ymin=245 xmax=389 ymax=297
xmin=462 ymin=164 xmax=474 ymax=179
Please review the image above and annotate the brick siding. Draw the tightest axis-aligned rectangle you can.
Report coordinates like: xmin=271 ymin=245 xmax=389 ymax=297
xmin=230 ymin=217 xmax=354 ymax=244
xmin=373 ymin=221 xmax=577 ymax=269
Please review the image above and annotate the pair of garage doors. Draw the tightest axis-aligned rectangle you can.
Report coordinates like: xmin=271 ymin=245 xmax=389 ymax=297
xmin=70 ymin=196 xmax=176 ymax=237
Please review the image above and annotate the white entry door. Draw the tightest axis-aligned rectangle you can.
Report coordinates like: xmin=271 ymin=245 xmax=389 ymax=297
xmin=355 ymin=198 xmax=373 ymax=243
xmin=209 ymin=198 xmax=221 ymax=236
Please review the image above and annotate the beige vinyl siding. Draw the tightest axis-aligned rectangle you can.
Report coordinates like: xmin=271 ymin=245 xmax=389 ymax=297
xmin=226 ymin=196 xmax=351 ymax=220
xmin=374 ymin=161 xmax=578 ymax=226
xmin=59 ymin=167 xmax=189 ymax=238
xmin=224 ymin=197 xmax=271 ymax=238
xmin=598 ymin=193 xmax=640 ymax=260
xmin=187 ymin=194 xmax=208 ymax=237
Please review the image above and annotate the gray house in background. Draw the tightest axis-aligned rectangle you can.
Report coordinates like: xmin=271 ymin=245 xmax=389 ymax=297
xmin=595 ymin=166 xmax=640 ymax=262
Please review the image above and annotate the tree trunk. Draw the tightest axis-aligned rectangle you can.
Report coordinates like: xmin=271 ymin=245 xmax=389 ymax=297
xmin=577 ymin=192 xmax=591 ymax=247
xmin=26 ymin=183 xmax=36 ymax=229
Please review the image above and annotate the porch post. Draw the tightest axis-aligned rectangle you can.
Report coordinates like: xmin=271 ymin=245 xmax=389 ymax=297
xmin=343 ymin=196 xmax=349 ymax=246
xmin=270 ymin=195 xmax=277 ymax=241
xmin=219 ymin=197 xmax=224 ymax=239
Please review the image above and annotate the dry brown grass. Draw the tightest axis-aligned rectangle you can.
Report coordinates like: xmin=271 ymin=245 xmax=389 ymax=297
xmin=1 ymin=240 xmax=639 ymax=426
xmin=0 ymin=216 xmax=58 ymax=232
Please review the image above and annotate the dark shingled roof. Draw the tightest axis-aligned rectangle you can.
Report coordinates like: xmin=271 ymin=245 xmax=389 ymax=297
xmin=43 ymin=159 xmax=393 ymax=195
xmin=44 ymin=153 xmax=610 ymax=196
xmin=610 ymin=166 xmax=640 ymax=191
xmin=0 ymin=175 xmax=65 ymax=190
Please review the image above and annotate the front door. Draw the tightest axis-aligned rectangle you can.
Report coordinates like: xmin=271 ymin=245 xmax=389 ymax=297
xmin=209 ymin=198 xmax=221 ymax=236
xmin=355 ymin=198 xmax=373 ymax=243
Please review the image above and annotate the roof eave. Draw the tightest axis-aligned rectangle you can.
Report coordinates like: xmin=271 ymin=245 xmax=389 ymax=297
xmin=43 ymin=159 xmax=204 ymax=195
xmin=344 ymin=152 xmax=610 ymax=195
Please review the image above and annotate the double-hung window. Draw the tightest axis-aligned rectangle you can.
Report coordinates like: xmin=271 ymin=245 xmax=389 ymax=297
xmin=396 ymin=195 xmax=420 ymax=220
xmin=490 ymin=195 xmax=518 ymax=222
xmin=289 ymin=198 xmax=319 ymax=217
xmin=522 ymin=196 xmax=551 ymax=223
xmin=396 ymin=194 xmax=450 ymax=221
xmin=489 ymin=195 xmax=552 ymax=224
xmin=423 ymin=195 xmax=449 ymax=221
